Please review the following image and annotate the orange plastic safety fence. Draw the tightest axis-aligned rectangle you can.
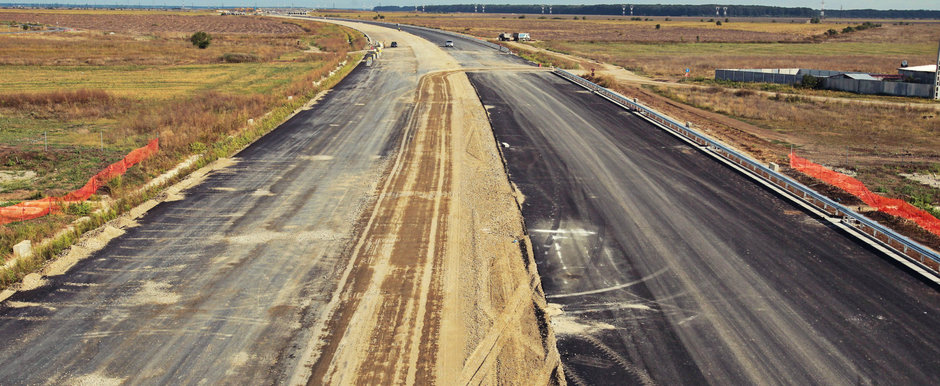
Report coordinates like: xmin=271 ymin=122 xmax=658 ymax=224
xmin=790 ymin=153 xmax=940 ymax=237
xmin=0 ymin=139 xmax=159 ymax=225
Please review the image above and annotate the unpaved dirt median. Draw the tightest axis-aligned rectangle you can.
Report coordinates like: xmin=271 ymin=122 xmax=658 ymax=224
xmin=290 ymin=20 xmax=564 ymax=381
xmin=442 ymin=71 xmax=564 ymax=385
xmin=302 ymin=70 xmax=563 ymax=385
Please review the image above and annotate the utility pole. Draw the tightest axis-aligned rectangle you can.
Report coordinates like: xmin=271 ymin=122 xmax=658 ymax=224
xmin=621 ymin=4 xmax=625 ymax=17
xmin=716 ymin=6 xmax=719 ymax=17
xmin=723 ymin=7 xmax=728 ymax=17
xmin=821 ymin=0 xmax=825 ymax=19
xmin=934 ymin=40 xmax=940 ymax=99
xmin=630 ymin=5 xmax=633 ymax=16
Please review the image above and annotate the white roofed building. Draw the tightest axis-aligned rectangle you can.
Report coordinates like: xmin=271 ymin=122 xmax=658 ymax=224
xmin=898 ymin=64 xmax=937 ymax=84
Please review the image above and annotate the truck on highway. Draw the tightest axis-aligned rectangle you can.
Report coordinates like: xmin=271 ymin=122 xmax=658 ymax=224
xmin=512 ymin=32 xmax=530 ymax=41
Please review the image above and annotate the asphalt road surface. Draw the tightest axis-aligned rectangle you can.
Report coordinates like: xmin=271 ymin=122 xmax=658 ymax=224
xmin=468 ymin=71 xmax=940 ymax=385
xmin=379 ymin=22 xmax=531 ymax=69
xmin=0 ymin=38 xmax=422 ymax=383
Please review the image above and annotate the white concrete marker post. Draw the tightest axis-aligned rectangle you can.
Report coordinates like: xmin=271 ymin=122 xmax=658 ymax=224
xmin=12 ymin=240 xmax=32 ymax=259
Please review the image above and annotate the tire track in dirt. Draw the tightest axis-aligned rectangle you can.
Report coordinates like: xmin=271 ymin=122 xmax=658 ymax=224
xmin=289 ymin=19 xmax=564 ymax=384
xmin=305 ymin=71 xmax=453 ymax=385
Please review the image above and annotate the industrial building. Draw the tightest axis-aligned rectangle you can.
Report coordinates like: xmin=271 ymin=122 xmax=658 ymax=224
xmin=714 ymin=65 xmax=937 ymax=98
xmin=715 ymin=42 xmax=940 ymax=99
xmin=899 ymin=64 xmax=937 ymax=84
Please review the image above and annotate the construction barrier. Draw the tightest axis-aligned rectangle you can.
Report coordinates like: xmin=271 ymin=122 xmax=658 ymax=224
xmin=790 ymin=153 xmax=940 ymax=237
xmin=0 ymin=139 xmax=159 ymax=225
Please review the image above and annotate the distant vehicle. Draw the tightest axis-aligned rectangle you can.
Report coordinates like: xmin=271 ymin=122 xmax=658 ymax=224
xmin=396 ymin=23 xmax=401 ymax=31
xmin=498 ymin=32 xmax=512 ymax=41
xmin=512 ymin=32 xmax=531 ymax=42
xmin=390 ymin=41 xmax=398 ymax=48
xmin=444 ymin=40 xmax=454 ymax=47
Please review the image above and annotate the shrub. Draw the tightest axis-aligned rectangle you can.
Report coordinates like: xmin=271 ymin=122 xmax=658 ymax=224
xmin=800 ymin=74 xmax=821 ymax=89
xmin=826 ymin=29 xmax=838 ymax=36
xmin=0 ymin=89 xmax=112 ymax=109
xmin=655 ymin=24 xmax=661 ymax=30
xmin=221 ymin=52 xmax=259 ymax=63
xmin=716 ymin=20 xmax=722 ymax=26
xmin=190 ymin=31 xmax=211 ymax=49
xmin=65 ymin=202 xmax=93 ymax=216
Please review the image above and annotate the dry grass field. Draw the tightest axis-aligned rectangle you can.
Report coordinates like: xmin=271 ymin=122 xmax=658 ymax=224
xmin=546 ymin=39 xmax=934 ymax=79
xmin=0 ymin=10 xmax=367 ymax=270
xmin=650 ymin=85 xmax=940 ymax=210
xmin=365 ymin=12 xmax=940 ymax=79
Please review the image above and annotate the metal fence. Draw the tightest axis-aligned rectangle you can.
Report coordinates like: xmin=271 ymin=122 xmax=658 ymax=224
xmin=715 ymin=69 xmax=802 ymax=85
xmin=824 ymin=78 xmax=933 ymax=98
xmin=554 ymin=68 xmax=940 ymax=276
xmin=715 ymin=68 xmax=934 ymax=98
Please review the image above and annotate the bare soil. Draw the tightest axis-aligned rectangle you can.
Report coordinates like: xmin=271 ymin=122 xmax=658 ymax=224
xmin=306 ymin=69 xmax=562 ymax=385
xmin=865 ymin=211 xmax=940 ymax=252
xmin=294 ymin=20 xmax=562 ymax=385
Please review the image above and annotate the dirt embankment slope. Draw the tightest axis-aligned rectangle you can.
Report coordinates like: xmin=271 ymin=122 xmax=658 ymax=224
xmin=292 ymin=20 xmax=563 ymax=385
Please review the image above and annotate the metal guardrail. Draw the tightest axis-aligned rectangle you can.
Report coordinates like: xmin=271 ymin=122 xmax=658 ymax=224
xmin=553 ymin=68 xmax=940 ymax=276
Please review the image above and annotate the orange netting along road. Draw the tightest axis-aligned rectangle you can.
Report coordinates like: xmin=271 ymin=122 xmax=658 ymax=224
xmin=0 ymin=139 xmax=159 ymax=225
xmin=790 ymin=153 xmax=940 ymax=237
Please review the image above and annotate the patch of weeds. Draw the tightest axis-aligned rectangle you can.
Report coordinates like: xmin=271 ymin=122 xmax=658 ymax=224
xmin=65 ymin=202 xmax=93 ymax=216
xmin=189 ymin=141 xmax=208 ymax=153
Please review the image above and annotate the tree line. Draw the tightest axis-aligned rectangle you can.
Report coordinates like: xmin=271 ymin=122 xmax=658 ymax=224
xmin=373 ymin=4 xmax=940 ymax=19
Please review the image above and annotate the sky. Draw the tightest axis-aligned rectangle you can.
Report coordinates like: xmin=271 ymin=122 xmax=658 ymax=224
xmin=358 ymin=1 xmax=939 ymax=11
xmin=4 ymin=0 xmax=938 ymax=11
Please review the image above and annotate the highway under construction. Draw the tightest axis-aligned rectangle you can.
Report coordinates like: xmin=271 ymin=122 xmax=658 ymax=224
xmin=0 ymin=18 xmax=936 ymax=385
